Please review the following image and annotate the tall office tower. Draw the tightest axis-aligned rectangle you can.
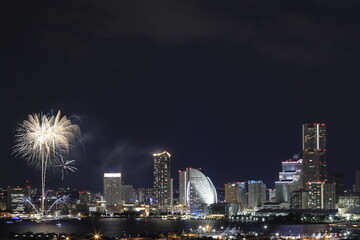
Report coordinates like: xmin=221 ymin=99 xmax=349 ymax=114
xmin=307 ymin=181 xmax=324 ymax=209
xmin=302 ymin=123 xmax=328 ymax=186
xmin=355 ymin=169 xmax=360 ymax=193
xmin=179 ymin=170 xmax=187 ymax=205
xmin=103 ymin=173 xmax=122 ymax=206
xmin=247 ymin=180 xmax=266 ymax=210
xmin=275 ymin=158 xmax=303 ymax=203
xmin=153 ymin=151 xmax=171 ymax=207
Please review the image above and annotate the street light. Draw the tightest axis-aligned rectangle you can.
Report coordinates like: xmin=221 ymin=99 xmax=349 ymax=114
xmin=94 ymin=233 xmax=101 ymax=240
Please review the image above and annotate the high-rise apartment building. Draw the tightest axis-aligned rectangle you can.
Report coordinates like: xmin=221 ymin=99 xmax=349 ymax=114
xmin=247 ymin=180 xmax=266 ymax=210
xmin=153 ymin=151 xmax=171 ymax=207
xmin=103 ymin=173 xmax=122 ymax=206
xmin=307 ymin=181 xmax=324 ymax=209
xmin=302 ymin=123 xmax=328 ymax=185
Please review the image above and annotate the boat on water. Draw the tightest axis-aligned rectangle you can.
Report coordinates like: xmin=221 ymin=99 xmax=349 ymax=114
xmin=56 ymin=222 xmax=62 ymax=227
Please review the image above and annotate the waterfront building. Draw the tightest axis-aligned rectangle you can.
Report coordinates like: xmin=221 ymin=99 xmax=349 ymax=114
xmin=225 ymin=182 xmax=241 ymax=203
xmin=153 ymin=151 xmax=171 ymax=207
xmin=224 ymin=182 xmax=248 ymax=210
xmin=328 ymin=173 xmax=345 ymax=202
xmin=338 ymin=193 xmax=360 ymax=208
xmin=305 ymin=181 xmax=336 ymax=209
xmin=323 ymin=182 xmax=336 ymax=209
xmin=275 ymin=158 xmax=303 ymax=204
xmin=103 ymin=173 xmax=122 ymax=206
xmin=355 ymin=169 xmax=360 ymax=193
xmin=291 ymin=189 xmax=309 ymax=209
xmin=135 ymin=188 xmax=153 ymax=204
xmin=307 ymin=181 xmax=324 ymax=209
xmin=247 ymin=180 xmax=266 ymax=210
xmin=120 ymin=185 xmax=134 ymax=203
xmin=261 ymin=202 xmax=290 ymax=209
xmin=170 ymin=178 xmax=174 ymax=210
xmin=238 ymin=182 xmax=248 ymax=209
xmin=0 ymin=188 xmax=7 ymax=211
xmin=267 ymin=188 xmax=276 ymax=202
xmin=7 ymin=187 xmax=31 ymax=212
xmin=216 ymin=186 xmax=225 ymax=203
xmin=178 ymin=168 xmax=217 ymax=217
xmin=79 ymin=190 xmax=91 ymax=204
xmin=179 ymin=170 xmax=187 ymax=205
xmin=302 ymin=123 xmax=328 ymax=186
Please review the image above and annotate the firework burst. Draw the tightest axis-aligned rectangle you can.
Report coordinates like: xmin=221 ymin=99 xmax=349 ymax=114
xmin=57 ymin=159 xmax=77 ymax=180
xmin=13 ymin=110 xmax=80 ymax=215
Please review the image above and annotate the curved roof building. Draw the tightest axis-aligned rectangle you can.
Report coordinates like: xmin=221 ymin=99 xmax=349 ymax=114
xmin=179 ymin=168 xmax=217 ymax=217
xmin=187 ymin=168 xmax=217 ymax=205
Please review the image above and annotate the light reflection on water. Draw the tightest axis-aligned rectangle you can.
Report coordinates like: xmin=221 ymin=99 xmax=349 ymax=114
xmin=0 ymin=218 xmax=330 ymax=237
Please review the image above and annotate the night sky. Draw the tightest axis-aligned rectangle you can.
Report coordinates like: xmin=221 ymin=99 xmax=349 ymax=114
xmin=1 ymin=1 xmax=360 ymax=193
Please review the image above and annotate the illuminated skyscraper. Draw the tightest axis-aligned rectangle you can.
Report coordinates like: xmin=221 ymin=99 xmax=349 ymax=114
xmin=302 ymin=123 xmax=328 ymax=185
xmin=153 ymin=151 xmax=171 ymax=207
xmin=103 ymin=173 xmax=122 ymax=206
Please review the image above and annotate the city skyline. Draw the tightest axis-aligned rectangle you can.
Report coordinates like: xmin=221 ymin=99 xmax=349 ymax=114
xmin=1 ymin=122 xmax=360 ymax=192
xmin=1 ymin=1 xmax=360 ymax=193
